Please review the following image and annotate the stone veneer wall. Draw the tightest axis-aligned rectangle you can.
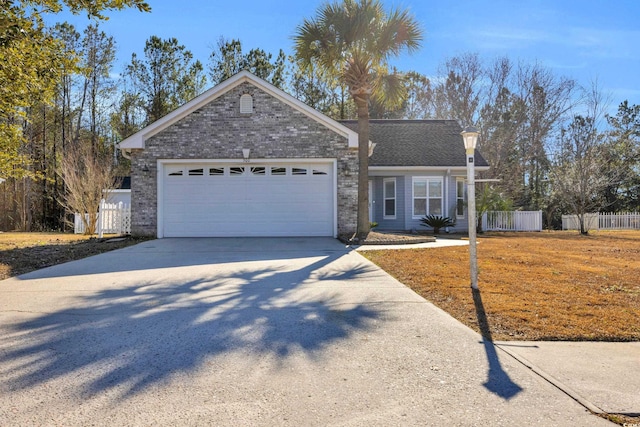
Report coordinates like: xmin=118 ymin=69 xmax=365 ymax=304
xmin=130 ymin=81 xmax=358 ymax=236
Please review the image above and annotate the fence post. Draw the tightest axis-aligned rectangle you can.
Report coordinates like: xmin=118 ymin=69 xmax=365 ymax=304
xmin=98 ymin=199 xmax=105 ymax=238
xmin=117 ymin=201 xmax=123 ymax=234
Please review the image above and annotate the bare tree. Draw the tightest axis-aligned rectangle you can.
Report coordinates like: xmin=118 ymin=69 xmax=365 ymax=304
xmin=550 ymin=83 xmax=614 ymax=234
xmin=428 ymin=52 xmax=484 ymax=124
xmin=515 ymin=61 xmax=576 ymax=209
xmin=478 ymin=57 xmax=576 ymax=209
xmin=58 ymin=143 xmax=119 ymax=234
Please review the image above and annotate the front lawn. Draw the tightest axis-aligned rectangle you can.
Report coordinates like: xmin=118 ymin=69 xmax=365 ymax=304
xmin=362 ymin=230 xmax=640 ymax=341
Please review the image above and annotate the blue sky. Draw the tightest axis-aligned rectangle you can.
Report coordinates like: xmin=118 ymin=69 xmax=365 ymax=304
xmin=51 ymin=0 xmax=640 ymax=111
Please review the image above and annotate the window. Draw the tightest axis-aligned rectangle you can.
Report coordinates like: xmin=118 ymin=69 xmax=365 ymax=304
xmin=413 ymin=178 xmax=443 ymax=218
xmin=292 ymin=167 xmax=307 ymax=175
xmin=312 ymin=165 xmax=330 ymax=175
xmin=384 ymin=178 xmax=396 ymax=219
xmin=168 ymin=170 xmax=183 ymax=176
xmin=251 ymin=166 xmax=266 ymax=175
xmin=229 ymin=166 xmax=245 ymax=176
xmin=188 ymin=168 xmax=204 ymax=176
xmin=456 ymin=178 xmax=465 ymax=217
xmin=271 ymin=167 xmax=286 ymax=175
xmin=413 ymin=180 xmax=427 ymax=217
xmin=429 ymin=180 xmax=442 ymax=215
xmin=209 ymin=167 xmax=224 ymax=176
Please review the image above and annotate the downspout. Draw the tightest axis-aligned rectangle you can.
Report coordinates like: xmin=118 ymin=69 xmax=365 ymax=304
xmin=445 ymin=168 xmax=451 ymax=218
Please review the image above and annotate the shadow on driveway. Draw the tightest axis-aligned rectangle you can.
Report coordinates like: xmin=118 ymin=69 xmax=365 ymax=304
xmin=0 ymin=242 xmax=380 ymax=399
xmin=472 ymin=287 xmax=523 ymax=400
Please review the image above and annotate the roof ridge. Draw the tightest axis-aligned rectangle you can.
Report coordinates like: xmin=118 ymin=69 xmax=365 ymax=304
xmin=336 ymin=119 xmax=457 ymax=123
xmin=339 ymin=119 xmax=457 ymax=124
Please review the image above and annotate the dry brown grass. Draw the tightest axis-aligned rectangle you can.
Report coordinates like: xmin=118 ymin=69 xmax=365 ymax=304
xmin=0 ymin=232 xmax=146 ymax=280
xmin=363 ymin=230 xmax=640 ymax=341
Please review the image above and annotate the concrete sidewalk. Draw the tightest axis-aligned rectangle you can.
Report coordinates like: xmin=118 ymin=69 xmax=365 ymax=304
xmin=0 ymin=237 xmax=617 ymax=425
xmin=496 ymin=341 xmax=640 ymax=417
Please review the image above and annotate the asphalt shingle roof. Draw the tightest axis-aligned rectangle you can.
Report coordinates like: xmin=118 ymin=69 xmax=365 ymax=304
xmin=340 ymin=119 xmax=489 ymax=168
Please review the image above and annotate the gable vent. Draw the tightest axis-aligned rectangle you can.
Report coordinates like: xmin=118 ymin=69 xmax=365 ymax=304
xmin=240 ymin=94 xmax=253 ymax=114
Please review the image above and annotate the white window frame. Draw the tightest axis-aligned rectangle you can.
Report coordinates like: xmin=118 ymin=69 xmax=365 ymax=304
xmin=412 ymin=177 xmax=443 ymax=219
xmin=383 ymin=178 xmax=396 ymax=219
xmin=456 ymin=178 xmax=466 ymax=219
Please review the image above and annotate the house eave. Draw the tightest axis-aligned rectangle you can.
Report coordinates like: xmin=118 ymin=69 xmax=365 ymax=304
xmin=117 ymin=71 xmax=358 ymax=150
xmin=369 ymin=165 xmax=490 ymax=172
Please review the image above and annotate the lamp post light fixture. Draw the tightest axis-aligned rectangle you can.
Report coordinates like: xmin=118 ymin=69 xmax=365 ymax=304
xmin=461 ymin=126 xmax=480 ymax=290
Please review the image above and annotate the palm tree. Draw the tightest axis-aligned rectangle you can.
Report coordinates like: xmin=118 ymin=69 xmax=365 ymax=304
xmin=294 ymin=0 xmax=422 ymax=239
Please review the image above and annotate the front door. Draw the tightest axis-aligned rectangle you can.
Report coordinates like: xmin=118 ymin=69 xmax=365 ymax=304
xmin=368 ymin=180 xmax=373 ymax=223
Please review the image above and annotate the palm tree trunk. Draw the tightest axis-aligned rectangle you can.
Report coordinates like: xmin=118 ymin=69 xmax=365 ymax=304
xmin=355 ymin=95 xmax=371 ymax=239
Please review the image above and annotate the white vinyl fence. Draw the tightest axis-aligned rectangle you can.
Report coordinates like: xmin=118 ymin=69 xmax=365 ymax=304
xmin=481 ymin=211 xmax=542 ymax=232
xmin=74 ymin=200 xmax=131 ymax=235
xmin=562 ymin=212 xmax=640 ymax=231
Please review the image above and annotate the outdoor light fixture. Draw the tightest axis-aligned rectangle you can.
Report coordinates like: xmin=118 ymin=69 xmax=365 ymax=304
xmin=461 ymin=126 xmax=479 ymax=290
xmin=141 ymin=164 xmax=150 ymax=173
xmin=242 ymin=148 xmax=251 ymax=162
xmin=368 ymin=142 xmax=377 ymax=157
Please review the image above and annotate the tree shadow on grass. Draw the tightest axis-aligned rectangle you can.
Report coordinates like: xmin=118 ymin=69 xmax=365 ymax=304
xmin=472 ymin=287 xmax=523 ymax=400
xmin=0 ymin=252 xmax=379 ymax=399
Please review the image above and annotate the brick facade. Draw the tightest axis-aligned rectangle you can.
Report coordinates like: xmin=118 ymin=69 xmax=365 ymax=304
xmin=130 ymin=82 xmax=358 ymax=237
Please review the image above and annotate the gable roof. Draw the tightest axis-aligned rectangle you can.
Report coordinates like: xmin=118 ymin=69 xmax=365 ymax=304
xmin=340 ymin=119 xmax=489 ymax=169
xmin=118 ymin=71 xmax=358 ymax=150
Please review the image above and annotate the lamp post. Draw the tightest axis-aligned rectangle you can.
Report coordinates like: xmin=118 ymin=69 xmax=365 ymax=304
xmin=461 ymin=126 xmax=479 ymax=290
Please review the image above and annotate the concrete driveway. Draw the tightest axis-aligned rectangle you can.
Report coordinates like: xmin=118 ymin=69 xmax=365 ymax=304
xmin=0 ymin=238 xmax=608 ymax=426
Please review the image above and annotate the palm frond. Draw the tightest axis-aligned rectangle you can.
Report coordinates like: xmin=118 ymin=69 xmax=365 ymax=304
xmin=371 ymin=71 xmax=406 ymax=110
xmin=293 ymin=0 xmax=423 ymax=97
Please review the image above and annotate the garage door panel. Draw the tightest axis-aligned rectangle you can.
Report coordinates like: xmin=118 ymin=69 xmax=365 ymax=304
xmin=162 ymin=162 xmax=334 ymax=237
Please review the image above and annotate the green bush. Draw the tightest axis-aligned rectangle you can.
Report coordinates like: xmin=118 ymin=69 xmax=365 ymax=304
xmin=420 ymin=215 xmax=455 ymax=234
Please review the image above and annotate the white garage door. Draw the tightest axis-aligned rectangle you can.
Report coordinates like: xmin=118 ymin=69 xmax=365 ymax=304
xmin=161 ymin=162 xmax=334 ymax=237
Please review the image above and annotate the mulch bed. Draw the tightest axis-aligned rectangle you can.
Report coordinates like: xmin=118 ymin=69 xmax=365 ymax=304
xmin=341 ymin=230 xmax=439 ymax=245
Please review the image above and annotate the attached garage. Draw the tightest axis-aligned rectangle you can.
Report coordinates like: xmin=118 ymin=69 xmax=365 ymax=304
xmin=159 ymin=161 xmax=335 ymax=237
xmin=118 ymin=71 xmax=359 ymax=238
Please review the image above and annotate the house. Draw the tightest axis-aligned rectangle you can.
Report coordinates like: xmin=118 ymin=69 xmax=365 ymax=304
xmin=340 ymin=120 xmax=489 ymax=232
xmin=118 ymin=71 xmax=488 ymax=238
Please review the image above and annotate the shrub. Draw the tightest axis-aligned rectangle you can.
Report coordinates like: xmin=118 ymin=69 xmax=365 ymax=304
xmin=420 ymin=215 xmax=455 ymax=234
